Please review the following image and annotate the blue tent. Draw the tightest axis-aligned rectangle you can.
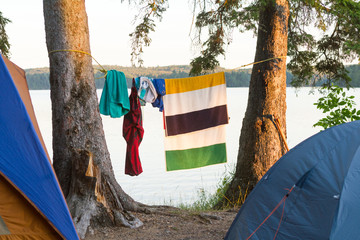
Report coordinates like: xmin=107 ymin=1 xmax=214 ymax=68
xmin=225 ymin=120 xmax=360 ymax=240
xmin=0 ymin=54 xmax=79 ymax=239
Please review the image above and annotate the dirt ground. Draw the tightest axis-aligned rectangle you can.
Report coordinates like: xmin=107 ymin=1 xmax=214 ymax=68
xmin=85 ymin=206 xmax=239 ymax=240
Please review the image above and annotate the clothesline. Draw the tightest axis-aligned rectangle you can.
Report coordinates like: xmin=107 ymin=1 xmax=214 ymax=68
xmin=48 ymin=49 xmax=287 ymax=77
xmin=49 ymin=49 xmax=288 ymax=174
xmin=225 ymin=56 xmax=287 ymax=72
xmin=48 ymin=49 xmax=108 ymax=79
xmin=98 ymin=71 xmax=230 ymax=175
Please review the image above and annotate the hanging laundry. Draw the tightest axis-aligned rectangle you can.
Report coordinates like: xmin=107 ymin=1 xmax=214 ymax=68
xmin=137 ymin=77 xmax=158 ymax=103
xmin=163 ymin=72 xmax=228 ymax=171
xmin=99 ymin=70 xmax=130 ymax=118
xmin=151 ymin=78 xmax=166 ymax=112
xmin=123 ymin=79 xmax=144 ymax=176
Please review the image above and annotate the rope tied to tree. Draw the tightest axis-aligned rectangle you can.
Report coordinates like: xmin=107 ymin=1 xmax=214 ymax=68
xmin=48 ymin=49 xmax=108 ymax=79
xmin=262 ymin=114 xmax=289 ymax=153
xmin=225 ymin=55 xmax=287 ymax=72
xmin=272 ymin=115 xmax=289 ymax=152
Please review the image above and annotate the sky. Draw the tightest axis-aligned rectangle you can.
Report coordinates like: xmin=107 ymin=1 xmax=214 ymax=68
xmin=1 ymin=0 xmax=258 ymax=69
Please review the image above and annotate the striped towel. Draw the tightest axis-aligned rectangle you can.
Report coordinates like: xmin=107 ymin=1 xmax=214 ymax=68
xmin=163 ymin=72 xmax=228 ymax=171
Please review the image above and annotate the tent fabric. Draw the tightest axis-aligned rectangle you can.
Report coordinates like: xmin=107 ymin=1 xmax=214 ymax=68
xmin=0 ymin=174 xmax=61 ymax=239
xmin=0 ymin=54 xmax=79 ymax=240
xmin=2 ymin=56 xmax=50 ymax=161
xmin=225 ymin=120 xmax=360 ymax=240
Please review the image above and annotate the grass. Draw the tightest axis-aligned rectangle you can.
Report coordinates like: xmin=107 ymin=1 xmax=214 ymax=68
xmin=177 ymin=165 xmax=249 ymax=211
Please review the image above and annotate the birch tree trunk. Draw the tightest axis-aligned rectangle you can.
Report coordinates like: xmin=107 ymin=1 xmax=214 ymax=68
xmin=43 ymin=0 xmax=145 ymax=238
xmin=218 ymin=0 xmax=290 ymax=208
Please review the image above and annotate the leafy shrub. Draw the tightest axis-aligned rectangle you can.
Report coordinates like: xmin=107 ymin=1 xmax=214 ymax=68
xmin=314 ymin=84 xmax=360 ymax=130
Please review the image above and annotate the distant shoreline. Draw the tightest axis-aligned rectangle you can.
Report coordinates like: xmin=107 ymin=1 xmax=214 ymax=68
xmin=25 ymin=64 xmax=360 ymax=90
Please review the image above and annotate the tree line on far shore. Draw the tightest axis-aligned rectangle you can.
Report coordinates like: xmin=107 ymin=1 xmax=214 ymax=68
xmin=25 ymin=64 xmax=360 ymax=90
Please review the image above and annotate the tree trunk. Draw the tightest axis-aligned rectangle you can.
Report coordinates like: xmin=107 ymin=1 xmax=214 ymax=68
xmin=218 ymin=0 xmax=289 ymax=208
xmin=43 ymin=0 xmax=146 ymax=238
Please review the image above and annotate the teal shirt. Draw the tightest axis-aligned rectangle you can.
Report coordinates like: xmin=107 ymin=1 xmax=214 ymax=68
xmin=99 ymin=70 xmax=130 ymax=118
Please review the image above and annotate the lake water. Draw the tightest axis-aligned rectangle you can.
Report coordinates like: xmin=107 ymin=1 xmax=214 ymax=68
xmin=29 ymin=88 xmax=360 ymax=205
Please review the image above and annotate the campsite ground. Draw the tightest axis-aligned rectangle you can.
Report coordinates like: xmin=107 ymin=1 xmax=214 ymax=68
xmin=86 ymin=206 xmax=238 ymax=240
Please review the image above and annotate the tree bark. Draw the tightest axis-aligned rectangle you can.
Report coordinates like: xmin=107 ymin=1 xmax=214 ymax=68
xmin=43 ymin=0 xmax=146 ymax=238
xmin=217 ymin=0 xmax=289 ymax=208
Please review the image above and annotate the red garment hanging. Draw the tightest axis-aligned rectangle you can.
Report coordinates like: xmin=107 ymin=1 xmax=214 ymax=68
xmin=123 ymin=79 xmax=144 ymax=176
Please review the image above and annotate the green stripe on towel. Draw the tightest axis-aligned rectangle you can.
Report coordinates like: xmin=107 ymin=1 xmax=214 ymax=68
xmin=166 ymin=143 xmax=227 ymax=171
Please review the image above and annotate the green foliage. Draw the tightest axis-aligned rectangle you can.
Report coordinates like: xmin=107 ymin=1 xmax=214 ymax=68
xmin=191 ymin=0 xmax=360 ymax=82
xmin=288 ymin=0 xmax=360 ymax=87
xmin=189 ymin=1 xmax=260 ymax=76
xmin=178 ymin=166 xmax=236 ymax=211
xmin=0 ymin=11 xmax=11 ymax=58
xmin=129 ymin=0 xmax=360 ymax=85
xmin=178 ymin=165 xmax=249 ymax=211
xmin=128 ymin=0 xmax=168 ymax=67
xmin=313 ymin=84 xmax=360 ymax=130
xmin=191 ymin=0 xmax=360 ymax=80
